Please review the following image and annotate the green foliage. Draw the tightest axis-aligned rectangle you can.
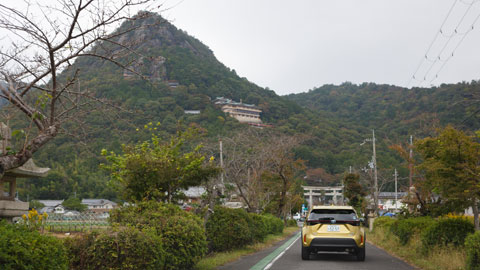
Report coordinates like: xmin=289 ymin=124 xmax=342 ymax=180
xmin=287 ymin=219 xmax=298 ymax=227
xmin=249 ymin=213 xmax=268 ymax=241
xmin=262 ymin=213 xmax=284 ymax=235
xmin=373 ymin=216 xmax=396 ymax=231
xmin=465 ymin=231 xmax=480 ymax=270
xmin=343 ymin=173 xmax=366 ymax=211
xmin=28 ymin=200 xmax=45 ymax=210
xmin=206 ymin=206 xmax=253 ymax=252
xmin=110 ymin=201 xmax=207 ymax=270
xmin=421 ymin=217 xmax=475 ymax=250
xmin=62 ymin=197 xmax=87 ymax=212
xmin=390 ymin=217 xmax=435 ymax=245
xmin=65 ymin=226 xmax=164 ymax=270
xmin=102 ymin=126 xmax=220 ymax=202
xmin=416 ymin=126 xmax=480 ymax=217
xmin=0 ymin=221 xmax=68 ymax=270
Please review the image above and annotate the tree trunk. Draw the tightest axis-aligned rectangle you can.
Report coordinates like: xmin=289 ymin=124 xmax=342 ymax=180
xmin=473 ymin=198 xmax=479 ymax=231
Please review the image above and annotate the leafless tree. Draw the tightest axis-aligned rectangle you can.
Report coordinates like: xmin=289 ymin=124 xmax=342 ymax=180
xmin=0 ymin=0 xmax=158 ymax=177
xmin=220 ymin=128 xmax=304 ymax=216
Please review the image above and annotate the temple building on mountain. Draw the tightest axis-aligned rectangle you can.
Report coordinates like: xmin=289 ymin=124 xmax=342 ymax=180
xmin=213 ymin=97 xmax=262 ymax=124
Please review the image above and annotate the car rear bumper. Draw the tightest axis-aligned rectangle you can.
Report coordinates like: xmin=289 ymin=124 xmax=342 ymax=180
xmin=308 ymin=237 xmax=359 ymax=251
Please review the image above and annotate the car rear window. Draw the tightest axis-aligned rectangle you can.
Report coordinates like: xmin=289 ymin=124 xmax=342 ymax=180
xmin=308 ymin=209 xmax=358 ymax=221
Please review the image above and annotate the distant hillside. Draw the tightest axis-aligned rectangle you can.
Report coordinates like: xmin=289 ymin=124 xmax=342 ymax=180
xmin=286 ymin=81 xmax=480 ymax=138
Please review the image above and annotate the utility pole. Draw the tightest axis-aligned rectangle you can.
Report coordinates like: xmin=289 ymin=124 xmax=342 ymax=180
xmin=394 ymin=168 xmax=398 ymax=211
xmin=219 ymin=139 xmax=224 ymax=195
xmin=372 ymin=130 xmax=378 ymax=216
xmin=361 ymin=129 xmax=379 ymax=216
xmin=409 ymin=135 xmax=413 ymax=187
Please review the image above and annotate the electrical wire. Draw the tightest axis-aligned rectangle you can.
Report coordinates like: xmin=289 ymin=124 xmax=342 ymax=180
xmin=407 ymin=0 xmax=459 ymax=87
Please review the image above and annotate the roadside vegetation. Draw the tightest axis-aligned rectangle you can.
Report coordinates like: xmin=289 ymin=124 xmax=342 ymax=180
xmin=368 ymin=216 xmax=480 ymax=270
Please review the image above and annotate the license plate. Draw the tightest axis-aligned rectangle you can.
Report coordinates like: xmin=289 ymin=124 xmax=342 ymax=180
xmin=327 ymin=225 xmax=340 ymax=232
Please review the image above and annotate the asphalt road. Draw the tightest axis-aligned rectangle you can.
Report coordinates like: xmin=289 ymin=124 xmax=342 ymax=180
xmin=220 ymin=231 xmax=416 ymax=270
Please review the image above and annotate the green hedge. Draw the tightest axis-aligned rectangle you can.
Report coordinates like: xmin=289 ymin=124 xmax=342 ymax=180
xmin=65 ymin=226 xmax=164 ymax=270
xmin=263 ymin=214 xmax=284 ymax=235
xmin=373 ymin=216 xmax=396 ymax=231
xmin=465 ymin=231 xmax=480 ymax=270
xmin=206 ymin=207 xmax=284 ymax=252
xmin=206 ymin=206 xmax=253 ymax=252
xmin=421 ymin=217 xmax=474 ymax=249
xmin=287 ymin=219 xmax=298 ymax=227
xmin=0 ymin=221 xmax=68 ymax=270
xmin=110 ymin=201 xmax=207 ymax=270
xmin=249 ymin=213 xmax=268 ymax=242
xmin=390 ymin=217 xmax=434 ymax=245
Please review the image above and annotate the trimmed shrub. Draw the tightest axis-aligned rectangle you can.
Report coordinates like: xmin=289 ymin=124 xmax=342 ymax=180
xmin=0 ymin=221 xmax=68 ymax=270
xmin=262 ymin=214 xmax=284 ymax=235
xmin=287 ymin=219 xmax=298 ymax=227
xmin=373 ymin=216 xmax=396 ymax=230
xmin=110 ymin=201 xmax=207 ymax=270
xmin=249 ymin=213 xmax=268 ymax=242
xmin=206 ymin=206 xmax=253 ymax=252
xmin=65 ymin=226 xmax=164 ymax=270
xmin=390 ymin=217 xmax=434 ymax=245
xmin=421 ymin=217 xmax=475 ymax=249
xmin=465 ymin=231 xmax=480 ymax=270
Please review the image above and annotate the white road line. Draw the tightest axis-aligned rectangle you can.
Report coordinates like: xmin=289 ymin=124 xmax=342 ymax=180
xmin=264 ymin=235 xmax=300 ymax=270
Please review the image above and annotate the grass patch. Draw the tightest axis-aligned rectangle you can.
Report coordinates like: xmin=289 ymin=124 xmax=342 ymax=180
xmin=195 ymin=226 xmax=299 ymax=270
xmin=368 ymin=227 xmax=466 ymax=270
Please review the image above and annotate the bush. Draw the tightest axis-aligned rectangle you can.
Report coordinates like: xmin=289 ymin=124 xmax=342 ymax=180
xmin=110 ymin=201 xmax=207 ymax=270
xmin=373 ymin=216 xmax=396 ymax=230
xmin=249 ymin=213 xmax=268 ymax=242
xmin=421 ymin=217 xmax=475 ymax=250
xmin=65 ymin=226 xmax=164 ymax=270
xmin=0 ymin=221 xmax=68 ymax=270
xmin=262 ymin=214 xmax=284 ymax=235
xmin=465 ymin=231 xmax=480 ymax=270
xmin=206 ymin=206 xmax=253 ymax=252
xmin=287 ymin=219 xmax=298 ymax=227
xmin=390 ymin=217 xmax=434 ymax=245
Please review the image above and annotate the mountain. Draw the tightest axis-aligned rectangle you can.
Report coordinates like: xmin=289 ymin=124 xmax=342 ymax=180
xmin=285 ymin=81 xmax=480 ymax=138
xmin=14 ymin=12 xmax=344 ymax=201
xmin=12 ymin=12 xmax=479 ymax=201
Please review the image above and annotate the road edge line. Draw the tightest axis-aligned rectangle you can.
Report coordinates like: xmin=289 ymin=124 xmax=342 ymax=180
xmin=249 ymin=231 xmax=301 ymax=270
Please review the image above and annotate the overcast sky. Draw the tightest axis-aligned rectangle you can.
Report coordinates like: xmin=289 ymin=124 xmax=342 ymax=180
xmin=160 ymin=0 xmax=480 ymax=95
xmin=1 ymin=0 xmax=480 ymax=96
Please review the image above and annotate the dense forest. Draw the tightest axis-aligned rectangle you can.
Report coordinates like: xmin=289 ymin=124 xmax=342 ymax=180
xmin=5 ymin=12 xmax=478 ymax=202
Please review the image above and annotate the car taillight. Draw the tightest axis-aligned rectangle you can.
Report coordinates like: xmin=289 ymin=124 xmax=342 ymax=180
xmin=360 ymin=234 xmax=364 ymax=244
xmin=303 ymin=233 xmax=306 ymax=243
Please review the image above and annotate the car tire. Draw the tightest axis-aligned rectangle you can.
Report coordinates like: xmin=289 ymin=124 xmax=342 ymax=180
xmin=356 ymin=246 xmax=366 ymax=261
xmin=301 ymin=242 xmax=310 ymax=260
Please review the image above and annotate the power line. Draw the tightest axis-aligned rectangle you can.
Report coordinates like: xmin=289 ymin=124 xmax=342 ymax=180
xmin=407 ymin=0 xmax=480 ymax=88
xmin=407 ymin=0 xmax=459 ymax=88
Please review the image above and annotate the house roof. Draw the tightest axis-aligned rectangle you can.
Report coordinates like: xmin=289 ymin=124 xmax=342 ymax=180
xmin=38 ymin=200 xmax=64 ymax=207
xmin=81 ymin=199 xmax=117 ymax=206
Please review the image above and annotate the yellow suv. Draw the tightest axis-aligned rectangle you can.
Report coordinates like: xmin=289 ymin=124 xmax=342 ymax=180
xmin=301 ymin=205 xmax=365 ymax=261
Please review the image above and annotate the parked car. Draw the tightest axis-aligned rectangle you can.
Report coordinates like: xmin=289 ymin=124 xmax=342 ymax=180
xmin=301 ymin=205 xmax=366 ymax=261
xmin=293 ymin=213 xmax=301 ymax=221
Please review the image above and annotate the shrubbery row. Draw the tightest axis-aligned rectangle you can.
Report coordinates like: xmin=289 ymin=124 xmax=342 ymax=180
xmin=0 ymin=221 xmax=68 ymax=270
xmin=1 ymin=203 xmax=286 ymax=270
xmin=373 ymin=216 xmax=479 ymax=270
xmin=206 ymin=206 xmax=284 ymax=252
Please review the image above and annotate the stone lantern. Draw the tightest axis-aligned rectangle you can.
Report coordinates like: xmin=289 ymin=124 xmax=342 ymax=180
xmin=0 ymin=122 xmax=50 ymax=221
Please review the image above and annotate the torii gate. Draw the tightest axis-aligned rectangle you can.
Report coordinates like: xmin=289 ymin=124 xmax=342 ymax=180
xmin=0 ymin=123 xmax=50 ymax=221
